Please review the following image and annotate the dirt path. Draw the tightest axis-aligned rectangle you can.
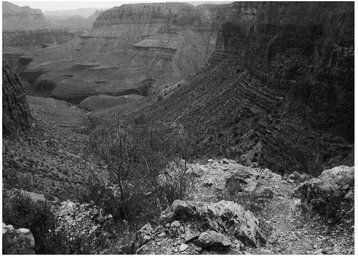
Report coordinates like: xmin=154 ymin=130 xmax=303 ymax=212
xmin=247 ymin=180 xmax=354 ymax=255
xmin=180 ymin=159 xmax=354 ymax=255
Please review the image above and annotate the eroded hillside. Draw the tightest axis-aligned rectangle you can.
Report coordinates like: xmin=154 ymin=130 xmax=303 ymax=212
xmin=137 ymin=1 xmax=354 ymax=175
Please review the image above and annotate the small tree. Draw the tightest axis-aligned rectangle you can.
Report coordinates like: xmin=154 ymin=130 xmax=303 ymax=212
xmin=86 ymin=114 xmax=195 ymax=223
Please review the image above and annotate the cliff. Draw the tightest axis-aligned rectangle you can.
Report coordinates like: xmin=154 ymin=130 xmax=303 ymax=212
xmin=138 ymin=2 xmax=354 ymax=175
xmin=93 ymin=2 xmax=214 ymax=27
xmin=2 ymin=62 xmax=33 ymax=135
xmin=3 ymin=29 xmax=77 ymax=49
xmin=21 ymin=3 xmax=218 ymax=104
xmin=2 ymin=1 xmax=49 ymax=31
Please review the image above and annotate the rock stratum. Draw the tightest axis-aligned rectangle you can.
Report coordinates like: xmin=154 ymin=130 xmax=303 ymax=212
xmin=10 ymin=1 xmax=351 ymax=175
xmin=16 ymin=2 xmax=218 ymax=105
xmin=2 ymin=62 xmax=33 ymax=135
xmin=3 ymin=30 xmax=77 ymax=50
xmin=2 ymin=2 xmax=87 ymax=51
xmin=139 ymin=1 xmax=354 ymax=175
xmin=2 ymin=1 xmax=48 ymax=31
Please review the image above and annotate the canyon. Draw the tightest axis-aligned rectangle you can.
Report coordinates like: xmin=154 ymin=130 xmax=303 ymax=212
xmin=138 ymin=1 xmax=354 ymax=175
xmin=4 ymin=2 xmax=218 ymax=107
xmin=3 ymin=1 xmax=353 ymax=175
xmin=2 ymin=1 xmax=355 ymax=255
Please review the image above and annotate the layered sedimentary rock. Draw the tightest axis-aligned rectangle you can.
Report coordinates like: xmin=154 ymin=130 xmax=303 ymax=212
xmin=79 ymin=94 xmax=144 ymax=111
xmin=140 ymin=2 xmax=354 ymax=175
xmin=21 ymin=2 xmax=218 ymax=104
xmin=93 ymin=2 xmax=215 ymax=27
xmin=2 ymin=2 xmax=76 ymax=72
xmin=2 ymin=62 xmax=33 ymax=135
xmin=2 ymin=1 xmax=48 ymax=31
xmin=3 ymin=29 xmax=76 ymax=49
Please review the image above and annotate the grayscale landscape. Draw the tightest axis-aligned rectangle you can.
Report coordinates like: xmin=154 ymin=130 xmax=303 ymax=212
xmin=2 ymin=0 xmax=354 ymax=255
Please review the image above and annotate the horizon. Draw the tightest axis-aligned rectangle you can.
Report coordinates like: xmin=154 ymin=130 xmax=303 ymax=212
xmin=9 ymin=0 xmax=231 ymax=11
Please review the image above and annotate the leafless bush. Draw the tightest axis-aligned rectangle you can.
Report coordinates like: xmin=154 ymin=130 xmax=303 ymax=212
xmin=83 ymin=115 xmax=195 ymax=224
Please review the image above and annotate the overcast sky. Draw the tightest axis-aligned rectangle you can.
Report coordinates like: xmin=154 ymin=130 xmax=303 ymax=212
xmin=10 ymin=0 xmax=228 ymax=11
xmin=12 ymin=1 xmax=127 ymax=11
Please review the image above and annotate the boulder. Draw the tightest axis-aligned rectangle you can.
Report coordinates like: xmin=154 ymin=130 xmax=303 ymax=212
xmin=196 ymin=230 xmax=233 ymax=249
xmin=159 ymin=200 xmax=267 ymax=247
xmin=224 ymin=168 xmax=259 ymax=196
xmin=2 ymin=223 xmax=35 ymax=254
xmin=170 ymin=220 xmax=181 ymax=228
xmin=159 ymin=200 xmax=195 ymax=225
xmin=184 ymin=225 xmax=200 ymax=243
xmin=287 ymin=171 xmax=313 ymax=183
xmin=293 ymin=165 xmax=354 ymax=221
xmin=179 ymin=243 xmax=189 ymax=251
xmin=255 ymin=186 xmax=274 ymax=199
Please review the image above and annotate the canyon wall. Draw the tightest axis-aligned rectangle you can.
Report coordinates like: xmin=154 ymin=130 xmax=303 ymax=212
xmin=2 ymin=2 xmax=77 ymax=69
xmin=22 ymin=3 xmax=218 ymax=104
xmin=140 ymin=2 xmax=354 ymax=175
xmin=2 ymin=1 xmax=48 ymax=31
xmin=2 ymin=62 xmax=33 ymax=135
xmin=93 ymin=2 xmax=217 ymax=28
xmin=3 ymin=30 xmax=77 ymax=49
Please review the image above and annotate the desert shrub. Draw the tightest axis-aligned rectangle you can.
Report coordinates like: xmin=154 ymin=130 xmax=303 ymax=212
xmin=155 ymin=158 xmax=192 ymax=208
xmin=2 ymin=190 xmax=98 ymax=254
xmin=2 ymin=190 xmax=61 ymax=253
xmin=83 ymin=116 xmax=195 ymax=224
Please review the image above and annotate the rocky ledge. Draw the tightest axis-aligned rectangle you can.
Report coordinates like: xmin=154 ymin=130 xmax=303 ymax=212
xmin=131 ymin=159 xmax=354 ymax=254
xmin=93 ymin=2 xmax=215 ymax=28
xmin=294 ymin=165 xmax=354 ymax=222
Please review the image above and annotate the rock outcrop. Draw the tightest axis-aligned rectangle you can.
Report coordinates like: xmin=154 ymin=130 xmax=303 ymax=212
xmin=159 ymin=200 xmax=267 ymax=248
xmin=293 ymin=165 xmax=354 ymax=222
xmin=137 ymin=159 xmax=354 ymax=254
xmin=157 ymin=158 xmax=282 ymax=204
xmin=93 ymin=3 xmax=212 ymax=27
xmin=3 ymin=29 xmax=76 ymax=49
xmin=2 ymin=1 xmax=48 ymax=31
xmin=141 ymin=2 xmax=354 ymax=176
xmin=2 ymin=62 xmax=33 ymax=135
xmin=2 ymin=223 xmax=35 ymax=254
